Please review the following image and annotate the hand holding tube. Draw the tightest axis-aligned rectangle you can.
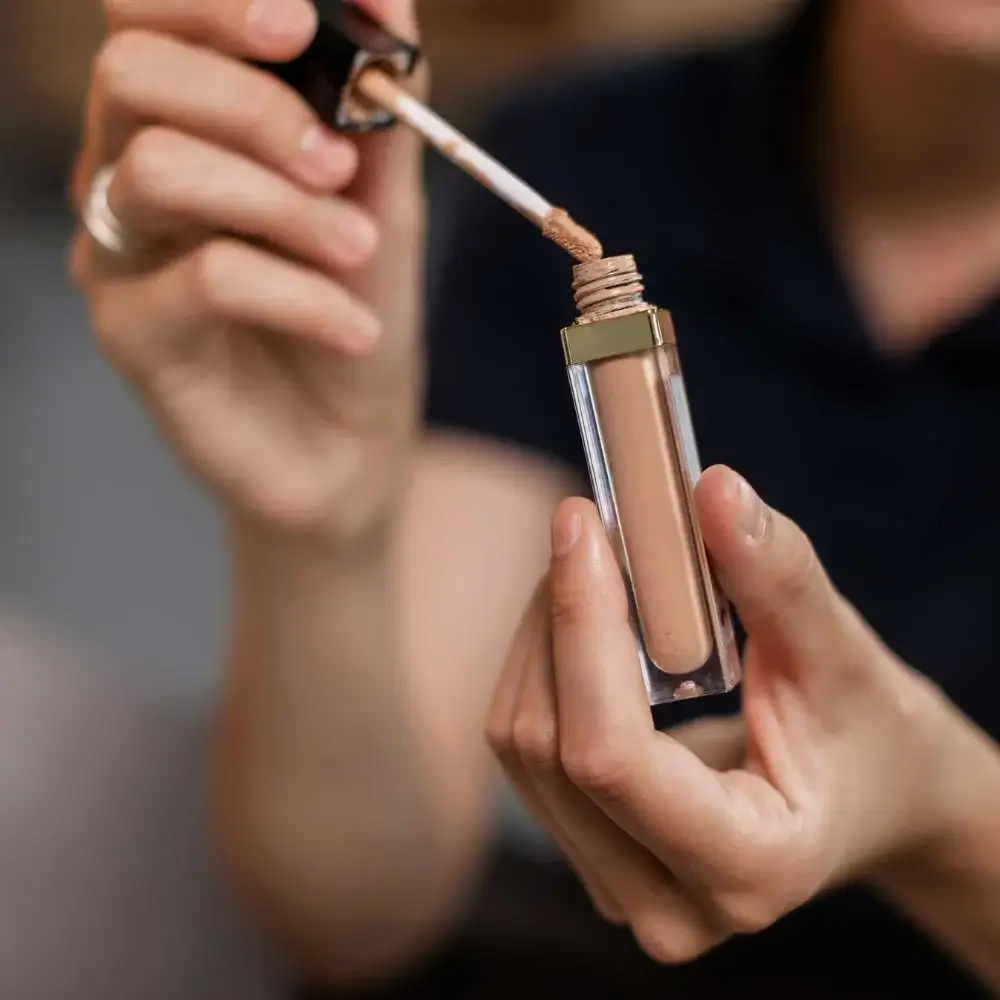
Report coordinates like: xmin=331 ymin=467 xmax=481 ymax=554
xmin=486 ymin=466 xmax=952 ymax=961
xmin=71 ymin=0 xmax=426 ymax=547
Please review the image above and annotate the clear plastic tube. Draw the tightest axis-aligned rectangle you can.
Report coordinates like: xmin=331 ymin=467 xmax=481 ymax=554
xmin=567 ymin=341 xmax=740 ymax=705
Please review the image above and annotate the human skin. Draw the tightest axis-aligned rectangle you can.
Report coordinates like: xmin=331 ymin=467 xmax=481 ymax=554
xmin=488 ymin=469 xmax=1000 ymax=990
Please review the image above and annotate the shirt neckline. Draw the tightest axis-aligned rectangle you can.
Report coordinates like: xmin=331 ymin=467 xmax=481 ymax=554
xmin=720 ymin=0 xmax=1000 ymax=372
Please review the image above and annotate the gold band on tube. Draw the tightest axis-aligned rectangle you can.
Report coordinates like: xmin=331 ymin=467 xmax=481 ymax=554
xmin=561 ymin=308 xmax=676 ymax=365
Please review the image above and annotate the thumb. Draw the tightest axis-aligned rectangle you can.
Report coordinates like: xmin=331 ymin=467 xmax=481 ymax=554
xmin=696 ymin=466 xmax=856 ymax=663
xmin=547 ymin=499 xmax=653 ymax=752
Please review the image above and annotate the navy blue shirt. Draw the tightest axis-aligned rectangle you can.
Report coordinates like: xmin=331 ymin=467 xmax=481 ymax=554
xmin=412 ymin=1 xmax=1000 ymax=997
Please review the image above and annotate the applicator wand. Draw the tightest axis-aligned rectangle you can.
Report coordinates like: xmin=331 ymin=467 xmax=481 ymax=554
xmin=259 ymin=0 xmax=603 ymax=263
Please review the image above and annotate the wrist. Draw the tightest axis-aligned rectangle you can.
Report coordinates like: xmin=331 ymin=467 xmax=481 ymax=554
xmin=870 ymin=671 xmax=986 ymax=884
xmin=226 ymin=502 xmax=403 ymax=762
xmin=230 ymin=508 xmax=392 ymax=596
xmin=231 ymin=421 xmax=418 ymax=563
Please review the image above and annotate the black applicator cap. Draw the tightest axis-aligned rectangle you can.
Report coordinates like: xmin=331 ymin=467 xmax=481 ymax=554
xmin=259 ymin=0 xmax=421 ymax=132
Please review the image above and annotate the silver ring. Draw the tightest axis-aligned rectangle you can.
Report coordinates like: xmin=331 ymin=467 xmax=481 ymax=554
xmin=81 ymin=165 xmax=134 ymax=256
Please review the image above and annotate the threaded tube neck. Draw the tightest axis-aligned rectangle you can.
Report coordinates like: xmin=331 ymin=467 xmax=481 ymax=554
xmin=572 ymin=255 xmax=647 ymax=323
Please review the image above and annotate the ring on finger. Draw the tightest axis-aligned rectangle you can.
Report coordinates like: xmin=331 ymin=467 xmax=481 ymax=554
xmin=81 ymin=164 xmax=140 ymax=258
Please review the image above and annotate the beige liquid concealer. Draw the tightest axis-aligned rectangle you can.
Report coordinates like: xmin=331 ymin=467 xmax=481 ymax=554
xmin=562 ymin=256 xmax=741 ymax=704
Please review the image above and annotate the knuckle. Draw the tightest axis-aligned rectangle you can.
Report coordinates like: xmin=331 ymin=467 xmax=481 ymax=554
xmin=712 ymin=890 xmax=784 ymax=936
xmin=560 ymin=739 xmax=630 ymax=803
xmin=631 ymin=915 xmax=706 ymax=966
xmin=548 ymin=580 xmax=590 ymax=631
xmin=511 ymin=716 xmax=558 ymax=772
xmin=484 ymin=716 xmax=513 ymax=760
xmin=119 ymin=126 xmax=182 ymax=200
xmin=93 ymin=29 xmax=151 ymax=103
xmin=190 ymin=240 xmax=242 ymax=314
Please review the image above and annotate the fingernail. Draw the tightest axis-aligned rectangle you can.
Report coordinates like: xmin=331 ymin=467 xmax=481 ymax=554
xmin=333 ymin=207 xmax=379 ymax=264
xmin=552 ymin=509 xmax=582 ymax=558
xmin=300 ymin=126 xmax=355 ymax=182
xmin=734 ymin=473 xmax=770 ymax=541
xmin=247 ymin=0 xmax=315 ymax=42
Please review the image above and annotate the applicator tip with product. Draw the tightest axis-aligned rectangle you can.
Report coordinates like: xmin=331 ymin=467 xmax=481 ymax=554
xmin=542 ymin=208 xmax=604 ymax=263
xmin=260 ymin=0 xmax=604 ymax=264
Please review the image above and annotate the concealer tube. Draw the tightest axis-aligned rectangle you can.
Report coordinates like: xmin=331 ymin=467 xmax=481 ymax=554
xmin=562 ymin=256 xmax=741 ymax=705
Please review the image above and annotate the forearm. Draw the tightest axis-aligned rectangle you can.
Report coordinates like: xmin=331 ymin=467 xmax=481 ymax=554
xmin=212 ymin=435 xmax=572 ymax=982
xmin=875 ymin=688 xmax=1000 ymax=994
xmin=216 ymin=521 xmax=477 ymax=983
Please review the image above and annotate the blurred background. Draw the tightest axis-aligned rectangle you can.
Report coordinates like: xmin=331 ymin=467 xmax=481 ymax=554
xmin=0 ymin=0 xmax=791 ymax=699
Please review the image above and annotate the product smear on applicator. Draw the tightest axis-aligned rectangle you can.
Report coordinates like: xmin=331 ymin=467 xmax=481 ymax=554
xmin=543 ymin=208 xmax=604 ymax=263
xmin=259 ymin=1 xmax=604 ymax=263
xmin=355 ymin=69 xmax=603 ymax=263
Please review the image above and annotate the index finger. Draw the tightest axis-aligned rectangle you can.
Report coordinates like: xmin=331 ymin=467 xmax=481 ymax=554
xmin=548 ymin=499 xmax=742 ymax=880
xmin=102 ymin=0 xmax=317 ymax=60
